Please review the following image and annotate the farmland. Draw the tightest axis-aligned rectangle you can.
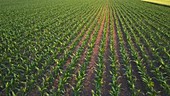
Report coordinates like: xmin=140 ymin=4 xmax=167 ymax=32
xmin=0 ymin=0 xmax=170 ymax=95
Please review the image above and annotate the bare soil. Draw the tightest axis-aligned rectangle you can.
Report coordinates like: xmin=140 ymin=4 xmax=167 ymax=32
xmin=64 ymin=11 xmax=100 ymax=95
xmin=112 ymin=11 xmax=130 ymax=96
xmin=81 ymin=9 xmax=106 ymax=95
xmin=53 ymin=16 xmax=97 ymax=89
xmin=114 ymin=12 xmax=148 ymax=95
xmin=101 ymin=8 xmax=112 ymax=96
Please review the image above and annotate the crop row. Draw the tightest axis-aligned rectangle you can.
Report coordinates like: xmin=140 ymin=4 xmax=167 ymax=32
xmin=0 ymin=0 xmax=169 ymax=95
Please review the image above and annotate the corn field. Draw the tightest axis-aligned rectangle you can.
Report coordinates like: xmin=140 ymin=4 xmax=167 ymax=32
xmin=0 ymin=0 xmax=170 ymax=95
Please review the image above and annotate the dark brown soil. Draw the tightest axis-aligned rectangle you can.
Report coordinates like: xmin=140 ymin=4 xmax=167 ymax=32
xmin=112 ymin=11 xmax=130 ymax=96
xmin=116 ymin=12 xmax=146 ymax=95
xmin=53 ymin=15 xmax=97 ymax=89
xmin=81 ymin=9 xmax=106 ymax=96
xmin=101 ymin=8 xmax=112 ymax=96
xmin=65 ymin=23 xmax=97 ymax=96
xmin=134 ymin=31 xmax=165 ymax=95
xmin=64 ymin=10 xmax=101 ymax=95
